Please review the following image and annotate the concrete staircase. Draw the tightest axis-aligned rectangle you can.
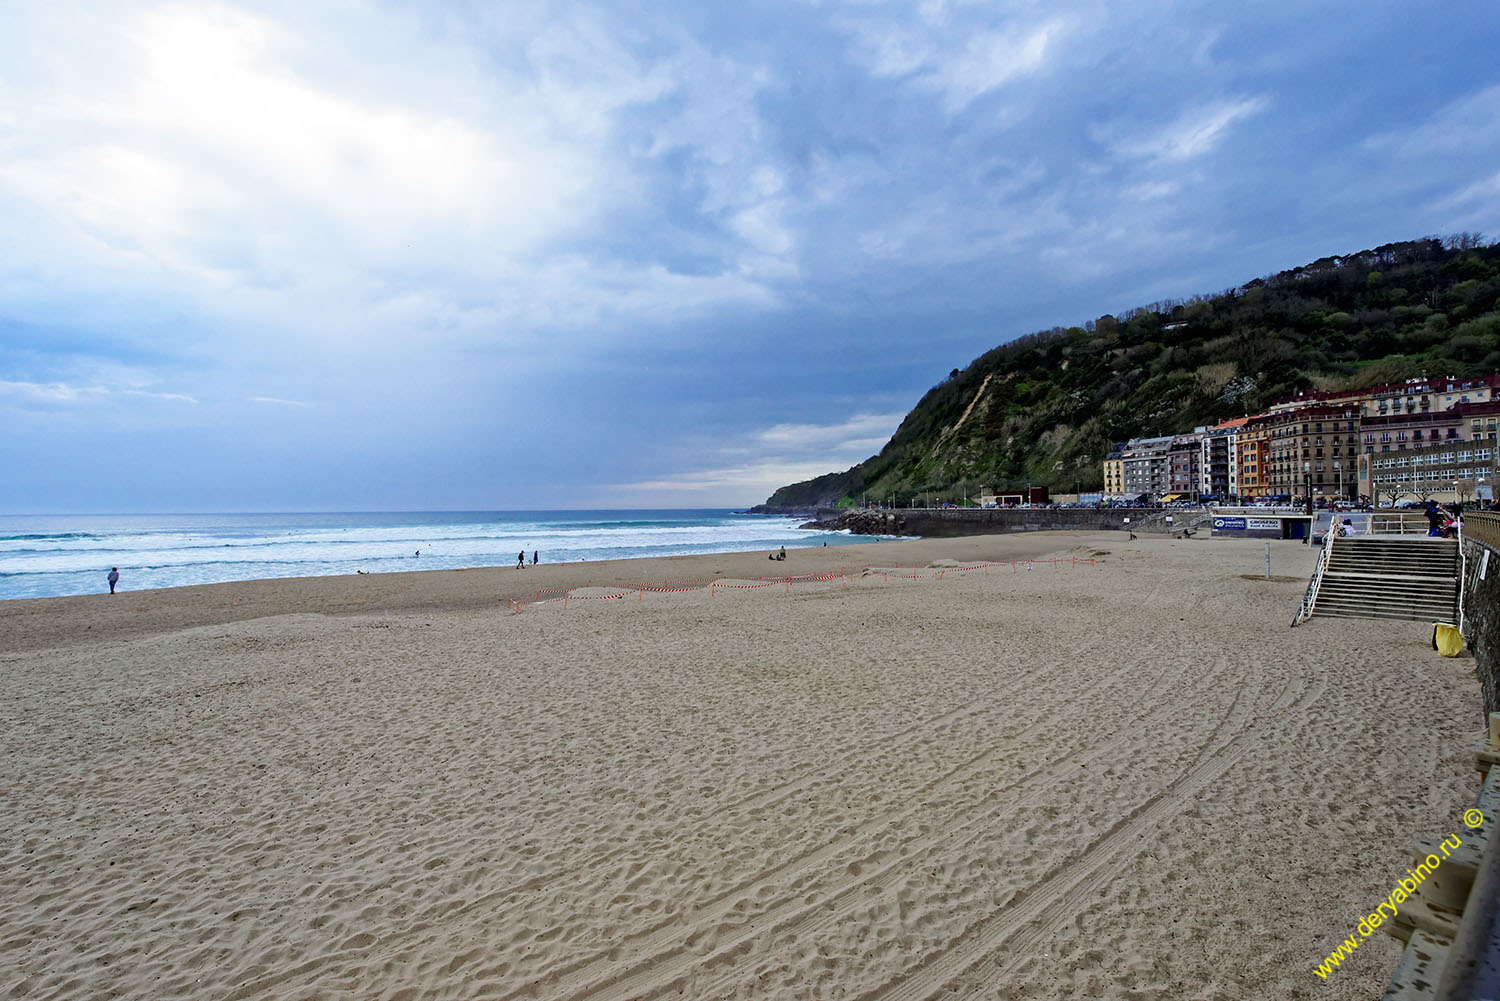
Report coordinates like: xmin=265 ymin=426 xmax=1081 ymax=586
xmin=1310 ymin=536 xmax=1459 ymax=622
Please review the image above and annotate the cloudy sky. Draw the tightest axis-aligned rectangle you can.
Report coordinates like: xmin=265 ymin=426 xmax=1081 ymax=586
xmin=2 ymin=1 xmax=1497 ymax=512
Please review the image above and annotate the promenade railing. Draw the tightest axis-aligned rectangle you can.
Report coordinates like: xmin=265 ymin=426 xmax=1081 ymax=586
xmin=1369 ymin=511 xmax=1433 ymax=536
xmin=1464 ymin=510 xmax=1500 ymax=553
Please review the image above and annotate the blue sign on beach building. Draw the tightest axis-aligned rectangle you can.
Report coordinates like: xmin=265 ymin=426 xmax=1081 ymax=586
xmin=1211 ymin=514 xmax=1293 ymax=538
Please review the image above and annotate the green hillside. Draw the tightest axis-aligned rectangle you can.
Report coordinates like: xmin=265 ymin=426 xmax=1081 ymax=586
xmin=763 ymin=235 xmax=1500 ymax=508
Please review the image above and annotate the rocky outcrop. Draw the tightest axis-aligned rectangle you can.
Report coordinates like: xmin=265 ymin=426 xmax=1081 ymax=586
xmin=800 ymin=509 xmax=908 ymax=535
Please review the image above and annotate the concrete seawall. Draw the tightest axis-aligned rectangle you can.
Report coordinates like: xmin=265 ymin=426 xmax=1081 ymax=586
xmin=809 ymin=507 xmax=1167 ymax=538
xmin=1461 ymin=515 xmax=1500 ymax=719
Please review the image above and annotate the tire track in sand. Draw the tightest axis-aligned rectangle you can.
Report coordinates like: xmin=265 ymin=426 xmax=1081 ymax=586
xmin=541 ymin=641 xmax=1220 ymax=1001
xmin=856 ymin=654 xmax=1324 ymax=1001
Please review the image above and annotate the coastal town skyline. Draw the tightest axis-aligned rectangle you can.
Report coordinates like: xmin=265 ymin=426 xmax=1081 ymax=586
xmin=1107 ymin=373 xmax=1500 ymax=507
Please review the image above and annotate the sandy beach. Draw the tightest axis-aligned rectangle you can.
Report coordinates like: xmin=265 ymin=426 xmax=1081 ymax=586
xmin=0 ymin=532 xmax=1483 ymax=1000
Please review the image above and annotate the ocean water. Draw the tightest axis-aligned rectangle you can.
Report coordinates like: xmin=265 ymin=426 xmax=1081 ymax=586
xmin=0 ymin=510 xmax=889 ymax=601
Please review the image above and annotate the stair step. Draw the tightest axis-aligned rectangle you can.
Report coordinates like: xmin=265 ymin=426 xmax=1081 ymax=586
xmin=1303 ymin=535 xmax=1461 ymax=623
xmin=1316 ymin=609 xmax=1455 ymax=622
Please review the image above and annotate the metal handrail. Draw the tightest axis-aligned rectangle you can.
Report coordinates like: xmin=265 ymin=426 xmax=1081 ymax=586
xmin=1292 ymin=529 xmax=1338 ymax=627
xmin=1368 ymin=511 xmax=1432 ymax=535
xmin=1464 ymin=510 xmax=1500 ymax=553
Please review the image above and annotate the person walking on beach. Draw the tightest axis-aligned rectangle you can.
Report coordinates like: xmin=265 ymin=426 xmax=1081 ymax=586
xmin=107 ymin=567 xmax=119 ymax=594
xmin=533 ymin=550 xmax=539 ymax=565
xmin=517 ymin=551 xmax=526 ymax=569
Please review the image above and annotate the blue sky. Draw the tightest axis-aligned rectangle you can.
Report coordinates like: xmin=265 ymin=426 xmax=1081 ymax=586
xmin=2 ymin=1 xmax=1498 ymax=512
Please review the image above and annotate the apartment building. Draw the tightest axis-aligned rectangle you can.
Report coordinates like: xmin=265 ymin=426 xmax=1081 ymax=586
xmin=1262 ymin=405 xmax=1362 ymax=501
xmin=1358 ymin=399 xmax=1500 ymax=455
xmin=1103 ymin=446 xmax=1125 ymax=496
xmin=1166 ymin=434 xmax=1203 ymax=499
xmin=1199 ymin=417 xmax=1248 ymax=499
xmin=1120 ymin=435 xmax=1174 ymax=498
xmin=1235 ymin=415 xmax=1275 ymax=500
xmin=1362 ymin=375 xmax=1499 ymax=418
xmin=1357 ymin=438 xmax=1498 ymax=504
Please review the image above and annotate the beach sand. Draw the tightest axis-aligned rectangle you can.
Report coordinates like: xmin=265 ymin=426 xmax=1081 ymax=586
xmin=0 ymin=532 xmax=1483 ymax=1000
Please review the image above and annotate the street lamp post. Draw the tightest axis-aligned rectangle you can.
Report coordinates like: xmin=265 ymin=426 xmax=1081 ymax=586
xmin=1303 ymin=461 xmax=1312 ymax=543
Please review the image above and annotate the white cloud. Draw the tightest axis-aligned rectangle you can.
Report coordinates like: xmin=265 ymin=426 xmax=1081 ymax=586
xmin=0 ymin=378 xmax=195 ymax=406
xmin=249 ymin=396 xmax=312 ymax=408
xmin=0 ymin=4 xmax=587 ymax=267
xmin=1367 ymin=83 xmax=1500 ymax=157
xmin=931 ymin=20 xmax=1064 ymax=113
xmin=1103 ymin=96 xmax=1269 ymax=162
xmin=0 ymin=0 xmax=789 ymax=366
xmin=613 ymin=459 xmax=856 ymax=495
xmin=0 ymin=380 xmax=108 ymax=405
xmin=124 ymin=388 xmax=198 ymax=403
xmin=835 ymin=7 xmax=1070 ymax=113
xmin=611 ymin=411 xmax=904 ymax=503
xmin=755 ymin=412 xmax=906 ymax=452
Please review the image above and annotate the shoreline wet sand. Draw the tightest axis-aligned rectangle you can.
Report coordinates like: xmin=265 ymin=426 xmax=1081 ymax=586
xmin=0 ymin=532 xmax=1482 ymax=999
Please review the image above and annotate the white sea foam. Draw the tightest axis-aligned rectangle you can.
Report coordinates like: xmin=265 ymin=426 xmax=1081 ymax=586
xmin=0 ymin=511 xmax=890 ymax=600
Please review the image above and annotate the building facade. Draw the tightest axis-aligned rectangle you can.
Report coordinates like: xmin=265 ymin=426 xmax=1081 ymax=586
xmin=1167 ymin=434 xmax=1203 ymax=498
xmin=1362 ymin=375 xmax=1498 ymax=419
xmin=1120 ymin=435 xmax=1174 ymax=499
xmin=1106 ymin=373 xmax=1500 ymax=505
xmin=1103 ymin=446 xmax=1125 ymax=497
xmin=1235 ymin=416 xmax=1274 ymax=500
xmin=1358 ymin=439 xmax=1498 ymax=504
xmin=1262 ymin=405 xmax=1362 ymax=501
xmin=1199 ymin=417 xmax=1247 ymax=500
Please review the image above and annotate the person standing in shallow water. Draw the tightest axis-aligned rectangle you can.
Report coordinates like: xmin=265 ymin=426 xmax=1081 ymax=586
xmin=107 ymin=568 xmax=119 ymax=594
